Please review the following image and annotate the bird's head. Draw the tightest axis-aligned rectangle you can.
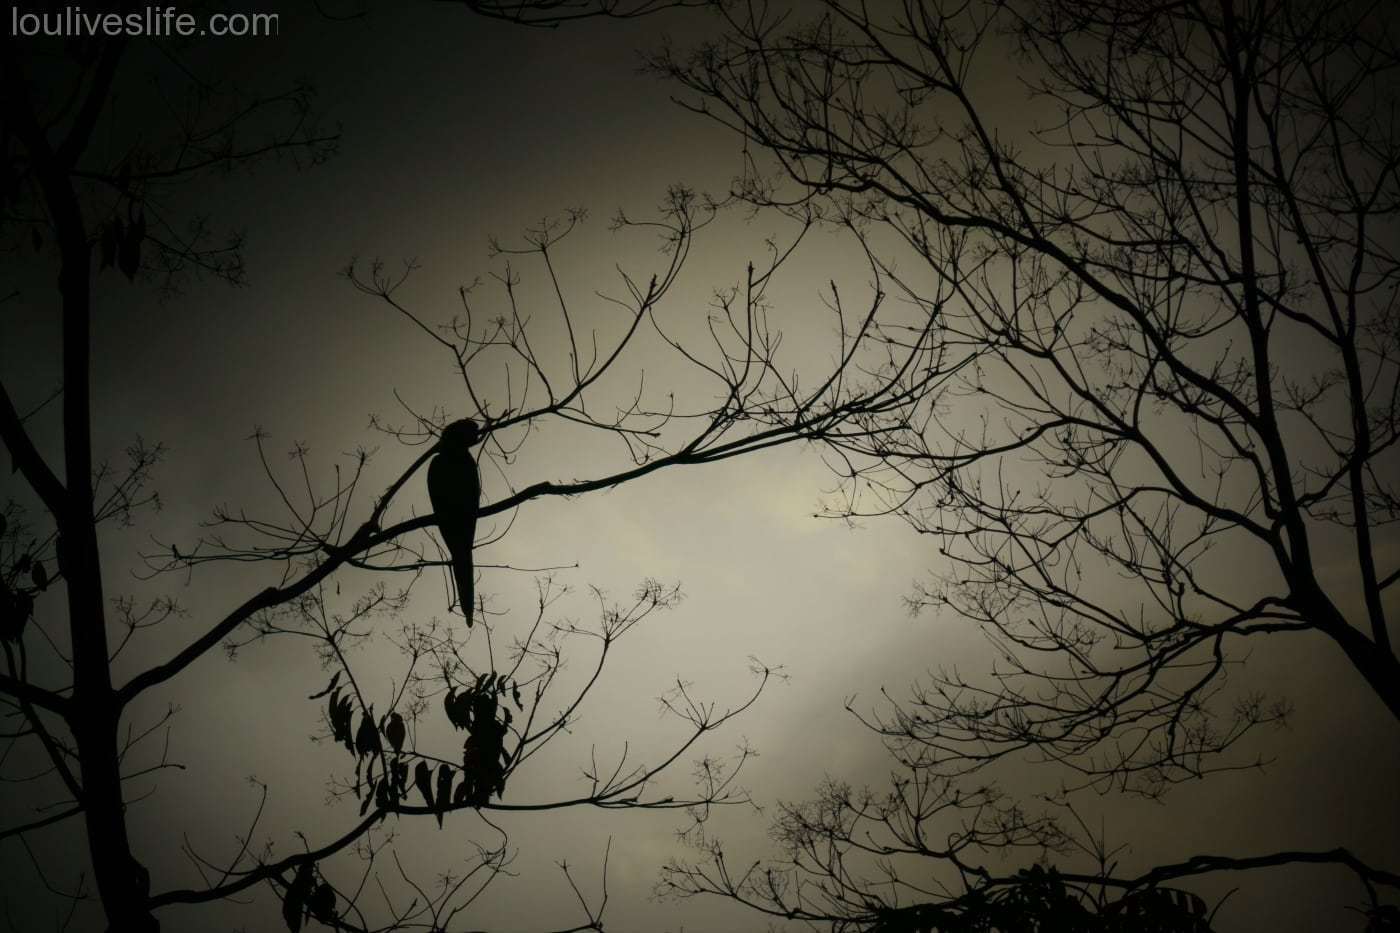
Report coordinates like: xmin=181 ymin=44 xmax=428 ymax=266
xmin=438 ymin=419 xmax=481 ymax=453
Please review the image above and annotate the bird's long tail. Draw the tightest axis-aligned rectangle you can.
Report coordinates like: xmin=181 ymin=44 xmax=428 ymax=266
xmin=439 ymin=529 xmax=476 ymax=627
xmin=453 ymin=560 xmax=474 ymax=627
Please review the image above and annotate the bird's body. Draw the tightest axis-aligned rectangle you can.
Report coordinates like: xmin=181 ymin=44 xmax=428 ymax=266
xmin=427 ymin=420 xmax=481 ymax=624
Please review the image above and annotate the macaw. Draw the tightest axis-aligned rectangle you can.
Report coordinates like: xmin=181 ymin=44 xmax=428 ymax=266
xmin=427 ymin=419 xmax=481 ymax=624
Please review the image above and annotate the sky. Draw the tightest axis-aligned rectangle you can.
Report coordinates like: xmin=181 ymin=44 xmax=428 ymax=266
xmin=1 ymin=4 xmax=1397 ymax=933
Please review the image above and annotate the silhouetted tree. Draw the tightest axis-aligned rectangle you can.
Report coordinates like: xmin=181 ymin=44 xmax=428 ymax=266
xmin=1 ymin=16 xmax=335 ymax=932
xmin=653 ymin=0 xmax=1400 ymax=928
xmin=0 ymin=8 xmax=947 ymax=933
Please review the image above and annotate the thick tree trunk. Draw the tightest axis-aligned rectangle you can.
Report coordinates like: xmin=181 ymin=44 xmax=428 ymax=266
xmin=62 ymin=311 xmax=160 ymax=933
xmin=73 ymin=706 xmax=157 ymax=933
xmin=52 ymin=175 xmax=159 ymax=933
xmin=1304 ymin=584 xmax=1400 ymax=725
xmin=1326 ymin=619 xmax=1400 ymax=725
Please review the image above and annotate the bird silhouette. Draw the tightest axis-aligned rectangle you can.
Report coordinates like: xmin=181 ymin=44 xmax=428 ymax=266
xmin=428 ymin=419 xmax=481 ymax=625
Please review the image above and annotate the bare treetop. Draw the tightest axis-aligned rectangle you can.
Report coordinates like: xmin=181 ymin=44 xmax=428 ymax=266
xmin=654 ymin=0 xmax=1399 ymax=789
xmin=654 ymin=0 xmax=1399 ymax=928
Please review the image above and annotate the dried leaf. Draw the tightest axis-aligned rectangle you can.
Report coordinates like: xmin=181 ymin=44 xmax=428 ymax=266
xmin=306 ymin=882 xmax=336 ymax=923
xmin=435 ymin=764 xmax=453 ymax=827
xmin=308 ymin=670 xmax=340 ymax=700
xmin=281 ymin=861 xmax=314 ymax=933
xmin=383 ymin=711 xmax=406 ymax=753
xmin=414 ymin=760 xmax=434 ymax=810
xmin=355 ymin=708 xmax=380 ymax=758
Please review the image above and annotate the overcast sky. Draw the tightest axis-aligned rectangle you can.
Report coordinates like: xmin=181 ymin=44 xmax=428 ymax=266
xmin=2 ymin=4 xmax=1397 ymax=933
